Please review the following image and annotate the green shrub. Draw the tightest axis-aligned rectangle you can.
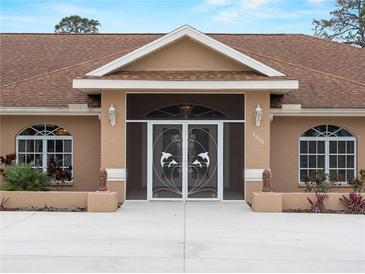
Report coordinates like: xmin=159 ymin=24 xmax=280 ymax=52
xmin=304 ymin=170 xmax=339 ymax=213
xmin=303 ymin=170 xmax=339 ymax=193
xmin=2 ymin=164 xmax=51 ymax=191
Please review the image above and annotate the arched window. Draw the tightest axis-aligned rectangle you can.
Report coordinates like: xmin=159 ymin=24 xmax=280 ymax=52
xmin=299 ymin=125 xmax=356 ymax=183
xmin=16 ymin=124 xmax=73 ymax=181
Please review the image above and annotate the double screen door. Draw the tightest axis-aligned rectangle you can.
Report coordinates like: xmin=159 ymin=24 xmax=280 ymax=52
xmin=147 ymin=121 xmax=223 ymax=200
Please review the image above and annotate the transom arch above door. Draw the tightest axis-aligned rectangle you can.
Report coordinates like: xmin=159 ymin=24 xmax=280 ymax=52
xmin=145 ymin=103 xmax=228 ymax=119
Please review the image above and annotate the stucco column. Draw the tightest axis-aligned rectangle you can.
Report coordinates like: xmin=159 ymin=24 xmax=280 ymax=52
xmin=101 ymin=90 xmax=126 ymax=202
xmin=245 ymin=91 xmax=271 ymax=203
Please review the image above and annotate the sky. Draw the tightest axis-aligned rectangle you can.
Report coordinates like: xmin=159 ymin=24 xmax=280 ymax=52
xmin=0 ymin=0 xmax=335 ymax=34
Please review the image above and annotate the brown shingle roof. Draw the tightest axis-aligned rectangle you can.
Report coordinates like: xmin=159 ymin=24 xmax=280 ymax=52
xmin=1 ymin=33 xmax=364 ymax=108
xmin=85 ymin=70 xmax=290 ymax=81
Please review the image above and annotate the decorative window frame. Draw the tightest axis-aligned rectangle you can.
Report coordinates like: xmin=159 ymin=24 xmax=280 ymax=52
xmin=298 ymin=125 xmax=356 ymax=185
xmin=16 ymin=124 xmax=74 ymax=185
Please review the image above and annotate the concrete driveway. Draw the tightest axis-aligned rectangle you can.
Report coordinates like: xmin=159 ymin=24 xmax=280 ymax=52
xmin=1 ymin=201 xmax=364 ymax=272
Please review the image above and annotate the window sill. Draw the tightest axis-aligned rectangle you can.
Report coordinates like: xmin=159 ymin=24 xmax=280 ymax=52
xmin=50 ymin=181 xmax=74 ymax=186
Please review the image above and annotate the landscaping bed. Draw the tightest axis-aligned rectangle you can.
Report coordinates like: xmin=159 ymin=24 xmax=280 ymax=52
xmin=0 ymin=203 xmax=86 ymax=212
xmin=283 ymin=208 xmax=350 ymax=214
xmin=0 ymin=190 xmax=119 ymax=212
xmin=0 ymin=154 xmax=119 ymax=212
xmin=252 ymin=169 xmax=365 ymax=214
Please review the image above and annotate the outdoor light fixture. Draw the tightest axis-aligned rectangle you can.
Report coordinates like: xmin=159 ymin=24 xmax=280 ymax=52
xmin=179 ymin=104 xmax=192 ymax=114
xmin=108 ymin=104 xmax=116 ymax=126
xmin=255 ymin=104 xmax=263 ymax=127
xmin=179 ymin=104 xmax=193 ymax=118
xmin=55 ymin=128 xmax=69 ymax=136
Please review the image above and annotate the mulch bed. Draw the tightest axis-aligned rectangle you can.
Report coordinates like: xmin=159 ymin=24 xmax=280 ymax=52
xmin=0 ymin=205 xmax=86 ymax=212
xmin=283 ymin=208 xmax=364 ymax=214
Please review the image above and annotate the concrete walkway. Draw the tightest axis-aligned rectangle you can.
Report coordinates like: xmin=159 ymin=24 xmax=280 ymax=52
xmin=1 ymin=201 xmax=364 ymax=272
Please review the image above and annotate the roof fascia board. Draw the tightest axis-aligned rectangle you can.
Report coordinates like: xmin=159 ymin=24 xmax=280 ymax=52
xmin=73 ymin=79 xmax=298 ymax=94
xmin=0 ymin=107 xmax=101 ymax=116
xmin=85 ymin=25 xmax=285 ymax=77
xmin=271 ymin=108 xmax=365 ymax=117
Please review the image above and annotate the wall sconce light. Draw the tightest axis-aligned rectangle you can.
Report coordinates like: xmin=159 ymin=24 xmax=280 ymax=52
xmin=108 ymin=104 xmax=116 ymax=126
xmin=255 ymin=104 xmax=263 ymax=127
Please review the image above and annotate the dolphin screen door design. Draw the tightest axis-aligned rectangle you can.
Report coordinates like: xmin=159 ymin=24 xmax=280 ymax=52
xmin=148 ymin=122 xmax=222 ymax=200
xmin=126 ymin=94 xmax=245 ymax=201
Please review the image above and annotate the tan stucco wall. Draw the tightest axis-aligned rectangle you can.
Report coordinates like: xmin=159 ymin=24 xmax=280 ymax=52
xmin=244 ymin=91 xmax=270 ymax=201
xmin=245 ymin=181 xmax=262 ymax=205
xmin=0 ymin=115 xmax=100 ymax=191
xmin=124 ymin=37 xmax=249 ymax=71
xmin=87 ymin=191 xmax=118 ymax=212
xmin=271 ymin=117 xmax=365 ymax=192
xmin=100 ymin=90 xmax=126 ymax=201
xmin=245 ymin=91 xmax=271 ymax=169
xmin=101 ymin=90 xmax=125 ymax=168
xmin=251 ymin=192 xmax=282 ymax=212
xmin=107 ymin=181 xmax=125 ymax=203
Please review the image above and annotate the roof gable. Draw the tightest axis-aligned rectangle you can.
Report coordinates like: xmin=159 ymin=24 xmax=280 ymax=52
xmin=123 ymin=37 xmax=250 ymax=71
xmin=86 ymin=25 xmax=286 ymax=77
